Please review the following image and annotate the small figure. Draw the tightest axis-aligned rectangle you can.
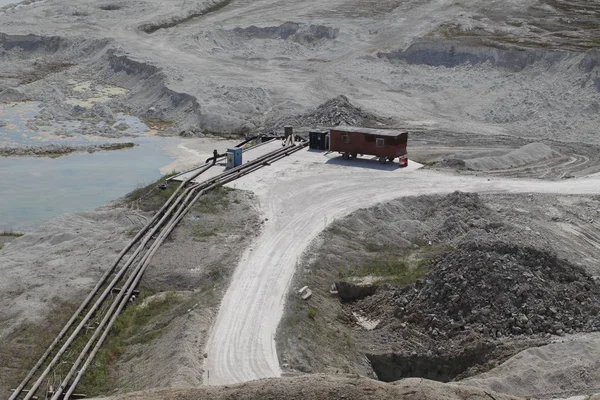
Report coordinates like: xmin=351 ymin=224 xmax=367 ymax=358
xmin=212 ymin=149 xmax=219 ymax=165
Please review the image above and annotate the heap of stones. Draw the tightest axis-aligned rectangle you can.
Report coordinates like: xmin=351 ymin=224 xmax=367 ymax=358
xmin=264 ymin=95 xmax=390 ymax=133
xmin=391 ymin=242 xmax=600 ymax=339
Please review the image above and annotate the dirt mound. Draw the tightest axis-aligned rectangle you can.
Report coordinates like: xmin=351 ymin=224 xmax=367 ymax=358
xmin=352 ymin=229 xmax=600 ymax=384
xmin=460 ymin=332 xmax=600 ymax=398
xmin=463 ymin=143 xmax=556 ymax=171
xmin=233 ymin=22 xmax=339 ymax=43
xmin=391 ymin=242 xmax=600 ymax=338
xmin=280 ymin=191 xmax=600 ymax=387
xmin=98 ymin=374 xmax=523 ymax=400
xmin=262 ymin=95 xmax=392 ymax=134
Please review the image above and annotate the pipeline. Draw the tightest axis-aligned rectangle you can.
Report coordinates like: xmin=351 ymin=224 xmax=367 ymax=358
xmin=19 ymin=165 xmax=215 ymax=400
xmin=234 ymin=136 xmax=258 ymax=148
xmin=168 ymin=139 xmax=277 ymax=182
xmin=15 ymin=141 xmax=306 ymax=400
xmin=60 ymin=142 xmax=307 ymax=399
xmin=9 ymin=163 xmax=214 ymax=400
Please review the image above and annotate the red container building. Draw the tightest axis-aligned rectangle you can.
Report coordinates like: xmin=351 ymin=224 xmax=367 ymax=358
xmin=329 ymin=126 xmax=408 ymax=164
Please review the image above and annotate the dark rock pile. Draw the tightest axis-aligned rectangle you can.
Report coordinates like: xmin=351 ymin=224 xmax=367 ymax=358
xmin=391 ymin=242 xmax=600 ymax=338
xmin=264 ymin=95 xmax=392 ymax=133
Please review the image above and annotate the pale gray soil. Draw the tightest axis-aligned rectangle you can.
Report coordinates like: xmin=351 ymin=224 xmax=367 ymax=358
xmin=3 ymin=0 xmax=600 ymax=398
xmin=277 ymin=191 xmax=600 ymax=398
xmin=1 ymin=0 xmax=600 ymax=142
xmin=410 ymin=130 xmax=600 ymax=180
xmin=0 ymin=205 xmax=148 ymax=394
xmin=460 ymin=332 xmax=600 ymax=399
xmin=96 ymin=374 xmax=523 ymax=400
xmin=205 ymin=146 xmax=600 ymax=389
xmin=0 ymin=183 xmax=260 ymax=396
xmin=102 ymin=187 xmax=261 ymax=394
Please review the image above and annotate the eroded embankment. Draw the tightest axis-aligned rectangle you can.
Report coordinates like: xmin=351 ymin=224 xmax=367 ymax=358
xmin=378 ymin=41 xmax=600 ymax=90
xmin=0 ymin=33 xmax=206 ymax=134
xmin=0 ymin=142 xmax=135 ymax=157
xmin=99 ymin=50 xmax=204 ymax=132
xmin=98 ymin=374 xmax=522 ymax=400
xmin=138 ymin=0 xmax=232 ymax=34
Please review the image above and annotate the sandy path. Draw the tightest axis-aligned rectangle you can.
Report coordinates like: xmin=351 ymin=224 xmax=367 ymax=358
xmin=203 ymin=149 xmax=600 ymax=385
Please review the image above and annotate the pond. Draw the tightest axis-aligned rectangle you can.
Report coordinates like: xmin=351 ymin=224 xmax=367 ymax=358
xmin=0 ymin=102 xmax=180 ymax=232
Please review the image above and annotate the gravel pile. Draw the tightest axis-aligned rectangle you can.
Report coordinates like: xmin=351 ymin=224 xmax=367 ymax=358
xmin=263 ymin=95 xmax=391 ymax=133
xmin=391 ymin=242 xmax=600 ymax=338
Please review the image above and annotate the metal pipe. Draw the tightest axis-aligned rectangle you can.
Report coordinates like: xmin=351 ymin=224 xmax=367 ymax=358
xmin=61 ymin=174 xmax=243 ymax=399
xmin=51 ymin=183 xmax=205 ymax=400
xmin=64 ymin=144 xmax=306 ymax=398
xmin=20 ymin=143 xmax=299 ymax=400
xmin=234 ymin=136 xmax=258 ymax=148
xmin=167 ymin=138 xmax=278 ymax=182
xmin=9 ymin=165 xmax=212 ymax=400
xmin=62 ymin=184 xmax=215 ymax=399
xmin=21 ymin=178 xmax=206 ymax=400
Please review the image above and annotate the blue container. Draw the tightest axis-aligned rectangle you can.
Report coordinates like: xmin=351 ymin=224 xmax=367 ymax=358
xmin=226 ymin=147 xmax=243 ymax=169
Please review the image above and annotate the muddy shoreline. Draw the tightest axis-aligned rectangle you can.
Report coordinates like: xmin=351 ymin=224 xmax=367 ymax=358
xmin=0 ymin=142 xmax=135 ymax=157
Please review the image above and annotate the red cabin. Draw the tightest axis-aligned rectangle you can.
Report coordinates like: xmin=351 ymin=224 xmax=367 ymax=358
xmin=329 ymin=126 xmax=408 ymax=164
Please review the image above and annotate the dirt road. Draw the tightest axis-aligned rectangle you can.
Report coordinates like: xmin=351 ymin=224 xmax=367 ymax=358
xmin=203 ymin=149 xmax=600 ymax=385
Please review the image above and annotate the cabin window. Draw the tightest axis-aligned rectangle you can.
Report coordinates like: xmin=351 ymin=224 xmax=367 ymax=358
xmin=342 ymin=135 xmax=350 ymax=144
xmin=376 ymin=138 xmax=385 ymax=147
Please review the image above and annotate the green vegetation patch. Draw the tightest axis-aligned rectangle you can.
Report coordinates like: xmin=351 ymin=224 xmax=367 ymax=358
xmin=201 ymin=128 xmax=245 ymax=139
xmin=125 ymin=172 xmax=179 ymax=212
xmin=78 ymin=291 xmax=183 ymax=395
xmin=307 ymin=306 xmax=318 ymax=320
xmin=1 ymin=298 xmax=79 ymax=394
xmin=0 ymin=231 xmax=25 ymax=237
xmin=336 ymin=242 xmax=454 ymax=286
xmin=191 ymin=186 xmax=234 ymax=214
xmin=348 ymin=257 xmax=427 ymax=286
xmin=192 ymin=228 xmax=217 ymax=241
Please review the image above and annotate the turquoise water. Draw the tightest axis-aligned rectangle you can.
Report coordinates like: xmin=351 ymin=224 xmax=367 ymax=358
xmin=0 ymin=102 xmax=179 ymax=232
xmin=0 ymin=136 xmax=176 ymax=232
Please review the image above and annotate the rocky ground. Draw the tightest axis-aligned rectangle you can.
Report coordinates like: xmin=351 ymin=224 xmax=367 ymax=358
xmin=96 ymin=374 xmax=524 ymax=400
xmin=0 ymin=178 xmax=261 ymax=396
xmin=3 ymin=0 xmax=600 ymax=398
xmin=278 ymin=192 xmax=600 ymax=398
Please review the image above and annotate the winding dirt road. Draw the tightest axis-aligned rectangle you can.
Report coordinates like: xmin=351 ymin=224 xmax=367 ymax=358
xmin=204 ymin=149 xmax=600 ymax=385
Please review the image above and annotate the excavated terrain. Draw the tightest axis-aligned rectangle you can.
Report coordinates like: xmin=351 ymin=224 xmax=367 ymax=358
xmin=96 ymin=374 xmax=524 ymax=400
xmin=3 ymin=0 xmax=600 ymax=398
xmin=278 ymin=192 xmax=600 ymax=398
xmin=0 ymin=183 xmax=261 ymax=396
xmin=1 ymin=0 xmax=600 ymax=142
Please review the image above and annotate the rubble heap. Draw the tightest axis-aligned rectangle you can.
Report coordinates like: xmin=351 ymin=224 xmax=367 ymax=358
xmin=392 ymin=242 xmax=600 ymax=338
xmin=263 ymin=95 xmax=391 ymax=133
